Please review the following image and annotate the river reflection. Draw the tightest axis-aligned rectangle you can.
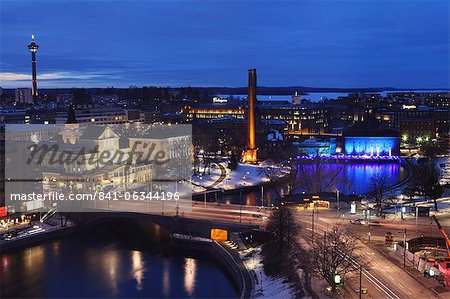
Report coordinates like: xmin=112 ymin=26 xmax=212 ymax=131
xmin=219 ymin=162 xmax=405 ymax=205
xmin=1 ymin=220 xmax=238 ymax=298
xmin=131 ymin=250 xmax=144 ymax=291
xmin=184 ymin=258 xmax=197 ymax=296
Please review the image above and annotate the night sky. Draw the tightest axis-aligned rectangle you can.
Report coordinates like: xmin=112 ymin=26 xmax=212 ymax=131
xmin=1 ymin=0 xmax=449 ymax=88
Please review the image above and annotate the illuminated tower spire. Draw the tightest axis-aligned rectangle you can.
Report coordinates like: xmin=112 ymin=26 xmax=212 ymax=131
xmin=27 ymin=34 xmax=39 ymax=98
xmin=242 ymin=68 xmax=258 ymax=164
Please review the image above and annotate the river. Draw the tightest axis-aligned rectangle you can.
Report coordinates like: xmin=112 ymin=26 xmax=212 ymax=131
xmin=0 ymin=220 xmax=238 ymax=298
xmin=214 ymin=162 xmax=407 ymax=206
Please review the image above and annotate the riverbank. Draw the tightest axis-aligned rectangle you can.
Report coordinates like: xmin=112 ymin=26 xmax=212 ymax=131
xmin=241 ymin=246 xmax=299 ymax=298
xmin=170 ymin=234 xmax=253 ymax=299
xmin=192 ymin=162 xmax=289 ymax=193
xmin=0 ymin=223 xmax=78 ymax=252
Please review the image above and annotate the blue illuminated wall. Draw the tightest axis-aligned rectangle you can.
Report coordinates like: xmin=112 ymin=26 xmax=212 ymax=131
xmin=344 ymin=137 xmax=400 ymax=156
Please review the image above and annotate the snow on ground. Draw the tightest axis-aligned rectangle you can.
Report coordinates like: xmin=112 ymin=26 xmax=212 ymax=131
xmin=192 ymin=162 xmax=287 ymax=194
xmin=436 ymin=156 xmax=450 ymax=185
xmin=364 ymin=197 xmax=450 ymax=220
xmin=240 ymin=247 xmax=297 ymax=299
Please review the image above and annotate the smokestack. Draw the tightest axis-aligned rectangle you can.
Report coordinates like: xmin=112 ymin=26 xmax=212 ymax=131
xmin=247 ymin=69 xmax=256 ymax=150
xmin=242 ymin=68 xmax=258 ymax=163
xmin=252 ymin=68 xmax=257 ymax=103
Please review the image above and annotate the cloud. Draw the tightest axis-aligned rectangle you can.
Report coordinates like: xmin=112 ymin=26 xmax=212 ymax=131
xmin=0 ymin=71 xmax=107 ymax=81
xmin=0 ymin=72 xmax=30 ymax=81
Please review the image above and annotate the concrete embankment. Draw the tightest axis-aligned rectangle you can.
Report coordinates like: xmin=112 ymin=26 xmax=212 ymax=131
xmin=0 ymin=225 xmax=78 ymax=252
xmin=171 ymin=235 xmax=252 ymax=299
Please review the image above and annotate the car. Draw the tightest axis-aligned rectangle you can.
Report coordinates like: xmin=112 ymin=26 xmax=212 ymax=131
xmin=368 ymin=221 xmax=382 ymax=227
xmin=350 ymin=218 xmax=363 ymax=224
xmin=252 ymin=214 xmax=268 ymax=220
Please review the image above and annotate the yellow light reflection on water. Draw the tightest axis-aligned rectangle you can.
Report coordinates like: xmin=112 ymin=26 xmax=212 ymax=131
xmin=102 ymin=250 xmax=119 ymax=296
xmin=184 ymin=258 xmax=197 ymax=296
xmin=131 ymin=250 xmax=144 ymax=291
xmin=162 ymin=259 xmax=170 ymax=297
xmin=24 ymin=246 xmax=45 ymax=276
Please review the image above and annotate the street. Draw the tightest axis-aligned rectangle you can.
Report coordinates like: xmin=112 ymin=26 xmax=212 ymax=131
xmin=294 ymin=208 xmax=450 ymax=298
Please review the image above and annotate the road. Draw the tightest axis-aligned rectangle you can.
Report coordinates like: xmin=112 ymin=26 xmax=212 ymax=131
xmin=294 ymin=208 xmax=443 ymax=298
xmin=84 ymin=199 xmax=270 ymax=226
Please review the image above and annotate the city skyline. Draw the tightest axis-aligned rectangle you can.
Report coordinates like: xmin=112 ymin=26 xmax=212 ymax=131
xmin=0 ymin=0 xmax=449 ymax=89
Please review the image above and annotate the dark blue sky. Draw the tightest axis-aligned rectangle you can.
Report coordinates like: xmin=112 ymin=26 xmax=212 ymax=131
xmin=1 ymin=0 xmax=449 ymax=88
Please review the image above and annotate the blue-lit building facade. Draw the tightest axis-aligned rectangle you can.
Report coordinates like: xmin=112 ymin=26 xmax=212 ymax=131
xmin=294 ymin=130 xmax=400 ymax=161
xmin=343 ymin=130 xmax=400 ymax=157
xmin=344 ymin=136 xmax=399 ymax=156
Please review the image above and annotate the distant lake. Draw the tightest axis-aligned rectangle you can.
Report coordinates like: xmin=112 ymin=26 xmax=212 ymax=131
xmin=219 ymin=89 xmax=449 ymax=103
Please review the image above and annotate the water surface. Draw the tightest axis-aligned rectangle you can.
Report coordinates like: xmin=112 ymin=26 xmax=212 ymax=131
xmin=1 ymin=220 xmax=238 ymax=298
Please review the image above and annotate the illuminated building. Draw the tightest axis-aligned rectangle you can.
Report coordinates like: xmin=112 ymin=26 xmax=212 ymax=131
xmin=14 ymin=88 xmax=33 ymax=104
xmin=376 ymin=107 xmax=449 ymax=139
xmin=343 ymin=130 xmax=400 ymax=157
xmin=27 ymin=34 xmax=39 ymax=99
xmin=258 ymin=102 xmax=329 ymax=134
xmin=4 ymin=124 xmax=58 ymax=143
xmin=55 ymin=107 xmax=143 ymax=124
xmin=187 ymin=104 xmax=245 ymax=120
xmin=242 ymin=68 xmax=257 ymax=164
xmin=0 ymin=109 xmax=29 ymax=124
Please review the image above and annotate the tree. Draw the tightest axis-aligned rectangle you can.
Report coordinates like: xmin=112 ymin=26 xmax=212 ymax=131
xmin=415 ymin=161 xmax=443 ymax=211
xmin=367 ymin=173 xmax=392 ymax=216
xmin=309 ymin=225 xmax=358 ymax=293
xmin=266 ymin=205 xmax=299 ymax=253
xmin=261 ymin=206 xmax=306 ymax=296
xmin=402 ymin=181 xmax=417 ymax=205
xmin=260 ymin=144 xmax=301 ymax=200
xmin=228 ymin=151 xmax=238 ymax=170
xmin=297 ymin=152 xmax=343 ymax=194
xmin=419 ymin=140 xmax=447 ymax=158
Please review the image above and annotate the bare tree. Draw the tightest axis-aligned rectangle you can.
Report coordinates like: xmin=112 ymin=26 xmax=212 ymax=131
xmin=297 ymin=153 xmax=343 ymax=194
xmin=309 ymin=224 xmax=358 ymax=292
xmin=367 ymin=173 xmax=393 ymax=216
xmin=415 ymin=161 xmax=443 ymax=211
xmin=259 ymin=158 xmax=303 ymax=205
xmin=402 ymin=181 xmax=417 ymax=205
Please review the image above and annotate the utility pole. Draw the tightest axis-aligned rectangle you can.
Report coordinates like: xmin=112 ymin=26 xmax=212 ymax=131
xmin=239 ymin=191 xmax=242 ymax=223
xmin=336 ymin=188 xmax=340 ymax=218
xmin=415 ymin=206 xmax=418 ymax=232
xmin=400 ymin=197 xmax=404 ymax=220
xmin=359 ymin=265 xmax=363 ymax=299
xmin=261 ymin=185 xmax=264 ymax=208
xmin=403 ymin=228 xmax=407 ymax=267
xmin=311 ymin=208 xmax=315 ymax=242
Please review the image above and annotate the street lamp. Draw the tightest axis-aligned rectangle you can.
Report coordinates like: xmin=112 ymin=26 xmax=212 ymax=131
xmin=400 ymin=196 xmax=404 ymax=220
xmin=334 ymin=274 xmax=341 ymax=285
xmin=415 ymin=206 xmax=418 ymax=232
xmin=261 ymin=185 xmax=264 ymax=209
xmin=239 ymin=190 xmax=242 ymax=222
xmin=336 ymin=188 xmax=340 ymax=218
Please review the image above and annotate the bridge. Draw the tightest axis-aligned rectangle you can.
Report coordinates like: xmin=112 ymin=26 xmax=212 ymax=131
xmin=72 ymin=201 xmax=271 ymax=238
